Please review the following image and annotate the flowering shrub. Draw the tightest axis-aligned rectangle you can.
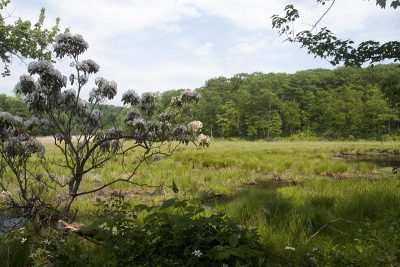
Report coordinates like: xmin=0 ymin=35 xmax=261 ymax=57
xmin=0 ymin=32 xmax=210 ymax=225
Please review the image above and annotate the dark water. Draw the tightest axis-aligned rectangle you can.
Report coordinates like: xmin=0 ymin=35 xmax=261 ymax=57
xmin=0 ymin=217 xmax=23 ymax=234
xmin=338 ymin=154 xmax=400 ymax=168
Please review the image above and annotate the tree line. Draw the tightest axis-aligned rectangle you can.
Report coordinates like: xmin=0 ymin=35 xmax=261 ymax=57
xmin=166 ymin=64 xmax=400 ymax=140
xmin=2 ymin=64 xmax=400 ymax=140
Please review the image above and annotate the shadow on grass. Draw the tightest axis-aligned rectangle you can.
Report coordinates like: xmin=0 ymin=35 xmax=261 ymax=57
xmin=202 ymin=177 xmax=400 ymax=266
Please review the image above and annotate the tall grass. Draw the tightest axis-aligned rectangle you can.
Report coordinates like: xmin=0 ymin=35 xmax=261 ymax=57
xmin=4 ymin=139 xmax=400 ymax=265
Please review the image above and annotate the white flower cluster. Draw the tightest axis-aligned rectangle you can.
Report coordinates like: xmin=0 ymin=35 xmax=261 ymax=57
xmin=16 ymin=74 xmax=35 ymax=94
xmin=89 ymin=78 xmax=117 ymax=102
xmin=90 ymin=110 xmax=102 ymax=122
xmin=198 ymin=134 xmax=211 ymax=147
xmin=24 ymin=117 xmax=39 ymax=130
xmin=27 ymin=60 xmax=67 ymax=90
xmin=170 ymin=90 xmax=201 ymax=108
xmin=28 ymin=60 xmax=53 ymax=75
xmin=125 ymin=109 xmax=141 ymax=123
xmin=3 ymin=137 xmax=45 ymax=159
xmin=71 ymin=60 xmax=99 ymax=75
xmin=95 ymin=127 xmax=123 ymax=145
xmin=180 ymin=90 xmax=200 ymax=102
xmin=122 ymin=90 xmax=140 ymax=106
xmin=0 ymin=112 xmax=23 ymax=139
xmin=82 ymin=59 xmax=100 ymax=74
xmin=84 ymin=109 xmax=102 ymax=129
xmin=141 ymin=92 xmax=156 ymax=110
xmin=74 ymin=61 xmax=90 ymax=72
xmin=0 ymin=112 xmax=23 ymax=127
xmin=53 ymin=32 xmax=89 ymax=58
xmin=95 ymin=77 xmax=118 ymax=100
xmin=62 ymin=89 xmax=76 ymax=105
xmin=188 ymin=121 xmax=203 ymax=132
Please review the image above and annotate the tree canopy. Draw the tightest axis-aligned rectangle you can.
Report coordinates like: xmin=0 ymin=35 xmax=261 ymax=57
xmin=0 ymin=0 xmax=60 ymax=76
xmin=272 ymin=0 xmax=400 ymax=66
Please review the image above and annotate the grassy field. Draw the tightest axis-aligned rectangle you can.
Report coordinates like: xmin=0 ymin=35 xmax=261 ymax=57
xmin=38 ymin=140 xmax=400 ymax=265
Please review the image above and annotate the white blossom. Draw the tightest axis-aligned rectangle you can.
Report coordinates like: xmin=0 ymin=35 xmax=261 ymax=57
xmin=192 ymin=250 xmax=202 ymax=257
xmin=53 ymin=33 xmax=89 ymax=58
xmin=188 ymin=121 xmax=203 ymax=132
xmin=122 ymin=90 xmax=140 ymax=106
xmin=82 ymin=59 xmax=100 ymax=73
xmin=198 ymin=134 xmax=211 ymax=146
xmin=75 ymin=62 xmax=90 ymax=72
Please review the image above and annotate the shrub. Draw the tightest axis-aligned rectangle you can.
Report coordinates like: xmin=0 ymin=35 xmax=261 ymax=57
xmin=33 ymin=196 xmax=266 ymax=266
xmin=0 ymin=31 xmax=210 ymax=227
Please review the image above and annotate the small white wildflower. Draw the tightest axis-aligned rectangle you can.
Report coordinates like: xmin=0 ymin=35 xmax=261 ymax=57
xmin=222 ymin=264 xmax=229 ymax=267
xmin=21 ymin=237 xmax=27 ymax=244
xmin=192 ymin=249 xmax=202 ymax=257
xmin=285 ymin=246 xmax=296 ymax=251
xmin=146 ymin=230 xmax=152 ymax=236
xmin=43 ymin=239 xmax=51 ymax=245
xmin=249 ymin=226 xmax=256 ymax=231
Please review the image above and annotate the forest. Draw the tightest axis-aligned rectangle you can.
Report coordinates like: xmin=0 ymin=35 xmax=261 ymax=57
xmin=176 ymin=64 xmax=400 ymax=139
xmin=3 ymin=64 xmax=399 ymax=140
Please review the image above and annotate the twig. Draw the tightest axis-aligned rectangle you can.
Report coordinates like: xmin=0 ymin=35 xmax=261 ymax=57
xmin=328 ymin=226 xmax=349 ymax=237
xmin=311 ymin=0 xmax=336 ymax=32
xmin=305 ymin=217 xmax=352 ymax=243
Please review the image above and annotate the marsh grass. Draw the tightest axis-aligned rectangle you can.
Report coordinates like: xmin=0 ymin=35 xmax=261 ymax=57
xmin=4 ymin=140 xmax=400 ymax=265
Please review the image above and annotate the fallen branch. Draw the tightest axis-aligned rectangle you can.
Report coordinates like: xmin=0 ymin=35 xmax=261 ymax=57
xmin=57 ymin=219 xmax=112 ymax=245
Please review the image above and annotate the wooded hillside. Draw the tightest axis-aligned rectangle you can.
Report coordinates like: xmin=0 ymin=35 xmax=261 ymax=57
xmin=3 ymin=64 xmax=400 ymax=139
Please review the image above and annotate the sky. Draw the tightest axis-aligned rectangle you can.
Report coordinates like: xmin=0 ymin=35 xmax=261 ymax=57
xmin=1 ymin=0 xmax=399 ymax=105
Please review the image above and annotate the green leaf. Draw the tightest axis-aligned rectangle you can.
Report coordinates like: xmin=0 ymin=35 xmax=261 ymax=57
xmin=83 ymin=218 xmax=107 ymax=232
xmin=229 ymin=234 xmax=239 ymax=247
xmin=172 ymin=180 xmax=179 ymax=193
xmin=160 ymin=198 xmax=178 ymax=209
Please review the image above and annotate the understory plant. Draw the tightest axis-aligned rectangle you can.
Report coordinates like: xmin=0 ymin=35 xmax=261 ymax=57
xmin=30 ymin=196 xmax=266 ymax=266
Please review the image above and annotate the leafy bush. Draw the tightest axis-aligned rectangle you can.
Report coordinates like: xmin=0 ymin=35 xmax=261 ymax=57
xmin=32 ymin=197 xmax=266 ymax=266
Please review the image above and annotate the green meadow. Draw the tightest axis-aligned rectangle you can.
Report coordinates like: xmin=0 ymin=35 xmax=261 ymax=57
xmin=41 ymin=140 xmax=400 ymax=265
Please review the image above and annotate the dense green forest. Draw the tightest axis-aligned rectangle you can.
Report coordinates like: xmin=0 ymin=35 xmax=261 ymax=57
xmin=2 ymin=64 xmax=400 ymax=140
xmin=190 ymin=64 xmax=400 ymax=139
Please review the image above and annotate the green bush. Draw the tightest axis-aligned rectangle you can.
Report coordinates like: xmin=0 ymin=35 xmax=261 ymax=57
xmin=33 ymin=197 xmax=266 ymax=266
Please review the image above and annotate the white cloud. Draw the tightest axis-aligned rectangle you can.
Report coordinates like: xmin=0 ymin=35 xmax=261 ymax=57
xmin=194 ymin=42 xmax=213 ymax=56
xmin=288 ymin=0 xmax=399 ymax=39
xmin=157 ymin=24 xmax=183 ymax=33
xmin=186 ymin=0 xmax=284 ymax=31
xmin=177 ymin=40 xmax=213 ymax=57
xmin=0 ymin=0 xmax=398 ymax=100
